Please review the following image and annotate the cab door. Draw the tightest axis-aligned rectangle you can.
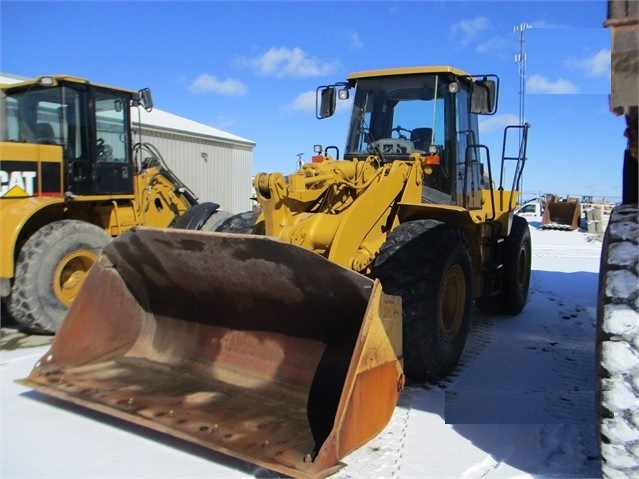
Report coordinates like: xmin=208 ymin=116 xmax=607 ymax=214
xmin=455 ymin=83 xmax=483 ymax=209
xmin=90 ymin=88 xmax=134 ymax=195
xmin=62 ymin=86 xmax=94 ymax=195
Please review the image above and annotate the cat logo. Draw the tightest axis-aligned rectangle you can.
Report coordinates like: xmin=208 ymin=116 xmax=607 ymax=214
xmin=0 ymin=170 xmax=37 ymax=197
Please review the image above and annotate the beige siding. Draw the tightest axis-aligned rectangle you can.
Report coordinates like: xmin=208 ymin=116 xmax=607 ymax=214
xmin=136 ymin=128 xmax=253 ymax=214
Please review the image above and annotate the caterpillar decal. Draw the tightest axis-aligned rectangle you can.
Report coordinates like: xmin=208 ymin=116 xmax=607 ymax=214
xmin=1 ymin=168 xmax=37 ymax=197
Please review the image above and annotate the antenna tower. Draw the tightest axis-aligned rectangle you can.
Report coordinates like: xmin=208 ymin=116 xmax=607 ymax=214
xmin=514 ymin=23 xmax=532 ymax=126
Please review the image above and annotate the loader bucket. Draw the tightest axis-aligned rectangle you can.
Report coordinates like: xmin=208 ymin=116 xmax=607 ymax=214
xmin=542 ymin=198 xmax=582 ymax=230
xmin=18 ymin=227 xmax=403 ymax=478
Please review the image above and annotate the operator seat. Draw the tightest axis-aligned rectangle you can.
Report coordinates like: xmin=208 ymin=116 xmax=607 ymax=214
xmin=35 ymin=122 xmax=56 ymax=144
xmin=410 ymin=127 xmax=432 ymax=152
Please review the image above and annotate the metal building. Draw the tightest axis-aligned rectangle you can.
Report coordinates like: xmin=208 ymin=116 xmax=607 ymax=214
xmin=132 ymin=107 xmax=255 ymax=214
xmin=1 ymin=73 xmax=256 ymax=214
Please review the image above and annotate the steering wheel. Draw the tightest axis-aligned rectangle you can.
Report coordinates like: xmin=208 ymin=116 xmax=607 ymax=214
xmin=96 ymin=138 xmax=113 ymax=162
xmin=369 ymin=138 xmax=414 ymax=155
xmin=391 ymin=125 xmax=412 ymax=139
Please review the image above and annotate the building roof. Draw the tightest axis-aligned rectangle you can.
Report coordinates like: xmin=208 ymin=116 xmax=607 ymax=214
xmin=0 ymin=73 xmax=255 ymax=147
xmin=133 ymin=107 xmax=255 ymax=147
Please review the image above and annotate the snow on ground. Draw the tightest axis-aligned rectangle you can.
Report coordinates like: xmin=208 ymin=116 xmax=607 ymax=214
xmin=0 ymin=222 xmax=605 ymax=479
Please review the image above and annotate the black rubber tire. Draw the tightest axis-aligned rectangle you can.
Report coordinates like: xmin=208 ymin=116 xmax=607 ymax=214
xmin=199 ymin=210 xmax=234 ymax=232
xmin=372 ymin=220 xmax=473 ymax=382
xmin=8 ymin=220 xmax=111 ymax=334
xmin=171 ymin=202 xmax=221 ymax=230
xmin=172 ymin=203 xmax=234 ymax=232
xmin=215 ymin=210 xmax=264 ymax=234
xmin=596 ymin=204 xmax=639 ymax=478
xmin=476 ymin=215 xmax=531 ymax=315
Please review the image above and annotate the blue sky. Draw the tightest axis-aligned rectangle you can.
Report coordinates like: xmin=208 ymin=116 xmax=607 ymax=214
xmin=1 ymin=0 xmax=624 ymax=201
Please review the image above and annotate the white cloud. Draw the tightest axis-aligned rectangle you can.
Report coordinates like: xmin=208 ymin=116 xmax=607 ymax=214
xmin=238 ymin=47 xmax=338 ymax=78
xmin=475 ymin=35 xmax=509 ymax=55
xmin=450 ymin=16 xmax=505 ymax=56
xmin=290 ymin=91 xmax=316 ymax=112
xmin=347 ymin=31 xmax=363 ymax=50
xmin=450 ymin=16 xmax=490 ymax=46
xmin=529 ymin=20 xmax=567 ymax=28
xmin=210 ymin=115 xmax=238 ymax=131
xmin=285 ymin=90 xmax=353 ymax=114
xmin=479 ymin=113 xmax=520 ymax=134
xmin=564 ymin=49 xmax=610 ymax=77
xmin=527 ymin=74 xmax=578 ymax=94
xmin=188 ymin=74 xmax=247 ymax=95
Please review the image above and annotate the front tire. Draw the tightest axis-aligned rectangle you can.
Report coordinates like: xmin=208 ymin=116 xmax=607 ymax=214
xmin=372 ymin=220 xmax=473 ymax=382
xmin=8 ymin=220 xmax=110 ymax=334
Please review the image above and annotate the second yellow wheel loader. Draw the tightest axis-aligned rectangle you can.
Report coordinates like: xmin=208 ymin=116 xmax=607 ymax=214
xmin=20 ymin=66 xmax=531 ymax=478
xmin=0 ymin=76 xmax=229 ymax=333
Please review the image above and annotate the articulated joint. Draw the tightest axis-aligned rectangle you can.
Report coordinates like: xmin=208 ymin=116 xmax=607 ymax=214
xmin=254 ymin=172 xmax=287 ymax=203
xmin=351 ymin=245 xmax=375 ymax=273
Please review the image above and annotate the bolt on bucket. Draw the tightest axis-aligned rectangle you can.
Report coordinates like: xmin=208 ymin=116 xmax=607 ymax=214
xmin=18 ymin=227 xmax=403 ymax=478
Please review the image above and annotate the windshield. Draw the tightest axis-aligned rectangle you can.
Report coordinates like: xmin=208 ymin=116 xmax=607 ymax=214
xmin=3 ymin=85 xmax=84 ymax=159
xmin=345 ymin=73 xmax=453 ymax=159
xmin=2 ymin=82 xmax=131 ymax=164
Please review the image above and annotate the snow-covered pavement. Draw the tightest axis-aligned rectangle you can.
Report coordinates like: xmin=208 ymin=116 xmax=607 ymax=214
xmin=1 ymin=225 xmax=605 ymax=478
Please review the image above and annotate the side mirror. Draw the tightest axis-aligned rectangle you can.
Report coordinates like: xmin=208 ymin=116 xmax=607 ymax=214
xmin=316 ymin=86 xmax=336 ymax=119
xmin=137 ymin=88 xmax=154 ymax=112
xmin=471 ymin=77 xmax=498 ymax=115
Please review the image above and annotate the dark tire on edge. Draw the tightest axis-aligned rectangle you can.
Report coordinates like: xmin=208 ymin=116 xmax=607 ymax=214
xmin=199 ymin=210 xmax=234 ymax=232
xmin=216 ymin=210 xmax=264 ymax=234
xmin=8 ymin=220 xmax=111 ymax=334
xmin=171 ymin=202 xmax=234 ymax=232
xmin=372 ymin=220 xmax=473 ymax=383
xmin=476 ymin=215 xmax=532 ymax=315
xmin=596 ymin=204 xmax=639 ymax=478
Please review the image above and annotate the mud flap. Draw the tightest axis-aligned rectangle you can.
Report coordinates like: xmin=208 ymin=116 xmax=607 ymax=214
xmin=18 ymin=227 xmax=403 ymax=478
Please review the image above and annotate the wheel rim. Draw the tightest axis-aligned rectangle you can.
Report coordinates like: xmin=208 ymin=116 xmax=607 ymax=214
xmin=53 ymin=250 xmax=98 ymax=305
xmin=439 ymin=264 xmax=466 ymax=342
xmin=517 ymin=245 xmax=529 ymax=289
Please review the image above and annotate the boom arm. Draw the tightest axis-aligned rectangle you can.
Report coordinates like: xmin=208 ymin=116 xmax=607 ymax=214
xmin=253 ymin=156 xmax=422 ymax=272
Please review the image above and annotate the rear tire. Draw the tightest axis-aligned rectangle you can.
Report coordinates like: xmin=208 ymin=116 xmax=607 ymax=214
xmin=476 ymin=215 xmax=531 ymax=315
xmin=8 ymin=220 xmax=110 ymax=334
xmin=596 ymin=204 xmax=639 ymax=478
xmin=372 ymin=220 xmax=472 ymax=382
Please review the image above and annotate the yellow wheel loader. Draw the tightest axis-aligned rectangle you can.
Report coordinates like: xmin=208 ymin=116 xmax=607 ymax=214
xmin=20 ymin=66 xmax=531 ymax=478
xmin=1 ymin=76 xmax=227 ymax=333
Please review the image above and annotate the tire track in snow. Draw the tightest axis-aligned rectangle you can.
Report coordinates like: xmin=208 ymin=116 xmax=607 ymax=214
xmin=335 ymin=312 xmax=497 ymax=477
xmin=521 ymin=290 xmax=601 ymax=476
xmin=334 ymin=387 xmax=415 ymax=478
xmin=428 ymin=313 xmax=496 ymax=392
xmin=532 ymin=245 xmax=601 ymax=260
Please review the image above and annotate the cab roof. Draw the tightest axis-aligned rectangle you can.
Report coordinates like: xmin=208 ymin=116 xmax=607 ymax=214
xmin=1 ymin=75 xmax=137 ymax=94
xmin=347 ymin=65 xmax=470 ymax=81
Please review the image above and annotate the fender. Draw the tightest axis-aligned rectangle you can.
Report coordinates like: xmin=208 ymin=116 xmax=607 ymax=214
xmin=0 ymin=196 xmax=67 ymax=283
xmin=171 ymin=202 xmax=220 ymax=230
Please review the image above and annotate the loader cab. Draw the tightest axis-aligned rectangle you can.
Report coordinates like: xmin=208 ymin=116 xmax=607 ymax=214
xmin=318 ymin=67 xmax=497 ymax=208
xmin=2 ymin=76 xmax=149 ymax=197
